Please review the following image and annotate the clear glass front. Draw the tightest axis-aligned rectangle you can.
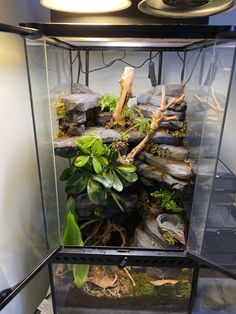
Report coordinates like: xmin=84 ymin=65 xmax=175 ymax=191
xmin=27 ymin=35 xmax=236 ymax=274
xmin=52 ymin=264 xmax=193 ymax=313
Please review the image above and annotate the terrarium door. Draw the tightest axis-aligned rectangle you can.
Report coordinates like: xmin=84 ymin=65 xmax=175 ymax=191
xmin=0 ymin=25 xmax=62 ymax=311
xmin=186 ymin=34 xmax=236 ymax=279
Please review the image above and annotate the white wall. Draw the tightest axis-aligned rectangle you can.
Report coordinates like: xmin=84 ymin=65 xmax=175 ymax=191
xmin=209 ymin=6 xmax=236 ymax=25
xmin=0 ymin=1 xmax=50 ymax=313
xmin=0 ymin=0 xmax=50 ymax=25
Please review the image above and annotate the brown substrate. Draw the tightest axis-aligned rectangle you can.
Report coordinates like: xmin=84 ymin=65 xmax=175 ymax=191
xmin=59 ymin=289 xmax=189 ymax=312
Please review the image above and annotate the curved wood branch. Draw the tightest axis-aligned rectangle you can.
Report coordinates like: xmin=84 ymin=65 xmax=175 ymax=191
xmin=112 ymin=67 xmax=134 ymax=124
xmin=118 ymin=87 xmax=185 ymax=164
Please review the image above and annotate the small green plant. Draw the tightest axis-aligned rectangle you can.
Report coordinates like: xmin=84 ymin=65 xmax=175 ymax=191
xmin=162 ymin=231 xmax=177 ymax=245
xmin=100 ymin=93 xmax=118 ymax=112
xmin=123 ymin=105 xmax=134 ymax=120
xmin=61 ymin=197 xmax=89 ymax=288
xmin=116 ymin=108 xmax=151 ymax=142
xmin=135 ymin=108 xmax=151 ymax=137
xmin=151 ymin=187 xmax=184 ymax=213
xmin=60 ymin=134 xmax=138 ymax=211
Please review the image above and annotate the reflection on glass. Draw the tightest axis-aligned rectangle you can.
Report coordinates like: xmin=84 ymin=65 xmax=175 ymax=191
xmin=193 ymin=269 xmax=236 ymax=313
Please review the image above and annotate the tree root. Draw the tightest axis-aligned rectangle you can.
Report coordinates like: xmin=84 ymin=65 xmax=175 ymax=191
xmin=82 ymin=219 xmax=127 ymax=247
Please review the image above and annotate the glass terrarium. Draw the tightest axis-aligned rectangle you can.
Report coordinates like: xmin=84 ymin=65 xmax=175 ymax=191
xmin=22 ymin=24 xmax=236 ymax=313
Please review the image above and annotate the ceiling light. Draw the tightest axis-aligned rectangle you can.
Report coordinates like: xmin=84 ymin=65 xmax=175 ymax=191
xmin=138 ymin=0 xmax=235 ymax=18
xmin=40 ymin=0 xmax=132 ymax=13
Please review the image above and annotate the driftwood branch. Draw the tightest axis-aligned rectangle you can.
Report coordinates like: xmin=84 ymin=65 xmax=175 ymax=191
xmin=118 ymin=86 xmax=185 ymax=164
xmin=112 ymin=67 xmax=134 ymax=124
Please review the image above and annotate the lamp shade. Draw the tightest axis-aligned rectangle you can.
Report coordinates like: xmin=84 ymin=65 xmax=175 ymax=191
xmin=40 ymin=0 xmax=132 ymax=13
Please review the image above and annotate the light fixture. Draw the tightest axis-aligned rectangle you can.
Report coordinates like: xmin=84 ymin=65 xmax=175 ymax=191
xmin=40 ymin=0 xmax=132 ymax=13
xmin=138 ymin=0 xmax=235 ymax=18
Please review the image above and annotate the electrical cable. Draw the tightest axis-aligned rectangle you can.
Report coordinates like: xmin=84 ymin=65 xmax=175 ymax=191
xmin=183 ymin=48 xmax=203 ymax=86
xmin=74 ymin=50 xmax=160 ymax=75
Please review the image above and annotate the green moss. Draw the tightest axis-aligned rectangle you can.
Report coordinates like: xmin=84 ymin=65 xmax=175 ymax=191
xmin=156 ymin=280 xmax=191 ymax=298
xmin=170 ymin=121 xmax=187 ymax=138
xmin=175 ymin=281 xmax=192 ymax=297
xmin=56 ymin=101 xmax=66 ymax=119
xmin=127 ymin=273 xmax=155 ymax=297
xmin=149 ymin=144 xmax=166 ymax=158
xmin=162 ymin=231 xmax=176 ymax=245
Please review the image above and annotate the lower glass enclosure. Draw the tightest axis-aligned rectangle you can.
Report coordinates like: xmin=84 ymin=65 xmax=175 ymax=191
xmin=52 ymin=264 xmax=193 ymax=313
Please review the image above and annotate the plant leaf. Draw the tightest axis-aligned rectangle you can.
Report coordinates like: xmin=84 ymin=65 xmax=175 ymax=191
xmin=112 ymin=171 xmax=124 ymax=192
xmin=92 ymin=174 xmax=110 ymax=188
xmin=65 ymin=173 xmax=87 ymax=195
xmin=117 ymin=170 xmax=138 ymax=183
xmin=70 ymin=176 xmax=88 ymax=195
xmin=75 ymin=136 xmax=97 ymax=153
xmin=92 ymin=139 xmax=106 ymax=156
xmin=97 ymin=156 xmax=109 ymax=166
xmin=150 ymin=280 xmax=178 ymax=286
xmin=74 ymin=155 xmax=89 ymax=168
xmin=110 ymin=191 xmax=126 ymax=212
xmin=61 ymin=211 xmax=83 ymax=246
xmin=65 ymin=196 xmax=76 ymax=215
xmin=59 ymin=167 xmax=76 ymax=181
xmin=87 ymin=179 xmax=106 ymax=205
xmin=117 ymin=164 xmax=136 ymax=173
xmin=73 ymin=264 xmax=89 ymax=289
xmin=104 ymin=170 xmax=114 ymax=187
xmin=110 ymin=150 xmax=119 ymax=164
xmin=88 ymin=275 xmax=118 ymax=289
xmin=92 ymin=158 xmax=102 ymax=174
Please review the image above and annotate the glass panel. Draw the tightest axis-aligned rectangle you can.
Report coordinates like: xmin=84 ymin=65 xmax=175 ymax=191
xmin=187 ymin=38 xmax=236 ymax=275
xmin=0 ymin=32 xmax=48 ymax=304
xmin=25 ymin=37 xmax=72 ymax=248
xmin=193 ymin=269 xmax=236 ymax=313
xmin=52 ymin=264 xmax=193 ymax=313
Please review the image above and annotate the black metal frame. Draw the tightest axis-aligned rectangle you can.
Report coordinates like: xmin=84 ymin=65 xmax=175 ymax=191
xmin=20 ymin=23 xmax=236 ymax=40
xmin=48 ymin=247 xmax=200 ymax=314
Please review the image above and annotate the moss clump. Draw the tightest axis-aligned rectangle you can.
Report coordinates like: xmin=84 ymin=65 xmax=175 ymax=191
xmin=162 ymin=231 xmax=177 ymax=245
xmin=55 ymin=92 xmax=69 ymax=119
xmin=156 ymin=280 xmax=191 ymax=298
xmin=56 ymin=101 xmax=66 ymax=119
xmin=127 ymin=273 xmax=155 ymax=297
xmin=175 ymin=280 xmax=192 ymax=297
xmin=170 ymin=121 xmax=187 ymax=138
xmin=150 ymin=144 xmax=166 ymax=158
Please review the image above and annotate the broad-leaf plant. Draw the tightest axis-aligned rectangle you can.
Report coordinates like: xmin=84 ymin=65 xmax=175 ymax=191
xmin=60 ymin=134 xmax=138 ymax=212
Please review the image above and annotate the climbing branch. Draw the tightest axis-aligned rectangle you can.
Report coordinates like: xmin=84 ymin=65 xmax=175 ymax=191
xmin=112 ymin=67 xmax=134 ymax=124
xmin=118 ymin=86 xmax=185 ymax=164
